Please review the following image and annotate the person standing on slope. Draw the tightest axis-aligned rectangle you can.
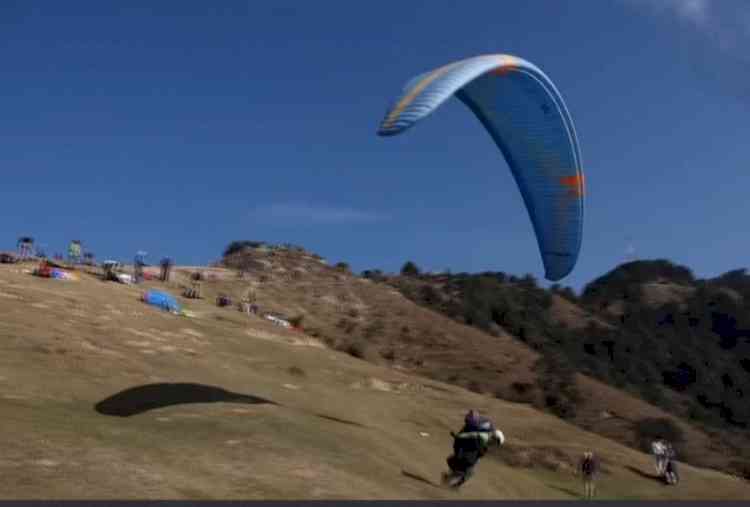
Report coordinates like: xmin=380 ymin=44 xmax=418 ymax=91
xmin=578 ymin=451 xmax=599 ymax=499
xmin=651 ymin=439 xmax=667 ymax=476
xmin=664 ymin=457 xmax=679 ymax=485
xmin=663 ymin=443 xmax=678 ymax=485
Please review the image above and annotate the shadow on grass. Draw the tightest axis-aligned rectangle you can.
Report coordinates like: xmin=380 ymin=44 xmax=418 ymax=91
xmin=547 ymin=484 xmax=582 ymax=498
xmin=95 ymin=383 xmax=278 ymax=417
xmin=315 ymin=413 xmax=367 ymax=428
xmin=626 ymin=465 xmax=665 ymax=485
xmin=401 ymin=469 xmax=440 ymax=488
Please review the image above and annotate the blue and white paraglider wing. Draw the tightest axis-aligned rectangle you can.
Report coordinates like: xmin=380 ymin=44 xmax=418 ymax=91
xmin=377 ymin=54 xmax=584 ymax=282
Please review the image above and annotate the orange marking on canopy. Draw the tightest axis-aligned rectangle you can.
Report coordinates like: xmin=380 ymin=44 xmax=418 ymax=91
xmin=492 ymin=55 xmax=521 ymax=77
xmin=560 ymin=174 xmax=585 ymax=197
xmin=492 ymin=65 xmax=516 ymax=77
xmin=381 ymin=63 xmax=457 ymax=130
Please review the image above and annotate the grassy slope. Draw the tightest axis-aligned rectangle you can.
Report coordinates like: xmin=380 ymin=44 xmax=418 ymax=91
xmin=385 ymin=273 xmax=743 ymax=474
xmin=0 ymin=263 xmax=747 ymax=499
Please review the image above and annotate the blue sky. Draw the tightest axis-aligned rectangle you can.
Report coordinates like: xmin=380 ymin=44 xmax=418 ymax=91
xmin=2 ymin=0 xmax=749 ymax=291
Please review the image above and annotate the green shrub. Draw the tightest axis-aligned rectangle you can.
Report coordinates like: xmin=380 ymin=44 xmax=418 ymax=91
xmin=401 ymin=261 xmax=421 ymax=277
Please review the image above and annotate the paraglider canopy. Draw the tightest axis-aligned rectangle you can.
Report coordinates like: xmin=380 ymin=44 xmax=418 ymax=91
xmin=378 ymin=54 xmax=585 ymax=281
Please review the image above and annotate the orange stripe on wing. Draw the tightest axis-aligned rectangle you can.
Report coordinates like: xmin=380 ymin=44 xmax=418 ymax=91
xmin=560 ymin=173 xmax=585 ymax=197
xmin=492 ymin=66 xmax=516 ymax=77
xmin=492 ymin=55 xmax=521 ymax=77
xmin=381 ymin=63 xmax=458 ymax=130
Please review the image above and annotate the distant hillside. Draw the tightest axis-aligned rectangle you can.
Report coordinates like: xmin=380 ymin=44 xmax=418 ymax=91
xmin=216 ymin=245 xmax=750 ymax=480
xmin=381 ymin=259 xmax=750 ymax=479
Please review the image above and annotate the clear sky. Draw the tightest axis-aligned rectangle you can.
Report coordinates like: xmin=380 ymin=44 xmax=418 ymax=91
xmin=2 ymin=0 xmax=749 ymax=291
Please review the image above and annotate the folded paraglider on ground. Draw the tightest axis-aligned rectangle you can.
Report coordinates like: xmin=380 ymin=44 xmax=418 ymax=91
xmin=50 ymin=269 xmax=78 ymax=281
xmin=142 ymin=290 xmax=181 ymax=314
xmin=32 ymin=261 xmax=78 ymax=281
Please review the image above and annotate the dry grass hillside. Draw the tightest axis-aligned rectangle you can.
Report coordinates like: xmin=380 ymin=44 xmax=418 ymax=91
xmin=547 ymin=294 xmax=613 ymax=330
xmin=215 ymin=248 xmax=749 ymax=476
xmin=0 ymin=256 xmax=748 ymax=499
xmin=222 ymin=250 xmax=749 ymax=469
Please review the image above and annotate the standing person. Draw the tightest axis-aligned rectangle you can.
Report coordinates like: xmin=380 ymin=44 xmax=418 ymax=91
xmin=134 ymin=252 xmax=146 ymax=284
xmin=664 ymin=456 xmax=679 ymax=485
xmin=239 ymin=288 xmax=254 ymax=316
xmin=159 ymin=257 xmax=174 ymax=282
xmin=665 ymin=442 xmax=676 ymax=462
xmin=652 ymin=439 xmax=667 ymax=476
xmin=193 ymin=271 xmax=203 ymax=298
xmin=578 ymin=451 xmax=599 ymax=499
xmin=663 ymin=442 xmax=678 ymax=484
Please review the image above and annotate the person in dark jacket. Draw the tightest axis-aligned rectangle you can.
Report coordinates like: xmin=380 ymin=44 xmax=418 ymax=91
xmin=578 ymin=451 xmax=599 ymax=499
xmin=441 ymin=411 xmax=504 ymax=489
xmin=664 ymin=455 xmax=679 ymax=485
xmin=159 ymin=257 xmax=174 ymax=282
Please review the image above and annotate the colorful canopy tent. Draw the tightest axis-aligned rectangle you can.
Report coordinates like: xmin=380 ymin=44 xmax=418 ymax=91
xmin=17 ymin=237 xmax=34 ymax=260
xmin=68 ymin=241 xmax=82 ymax=264
xmin=377 ymin=54 xmax=585 ymax=281
xmin=33 ymin=261 xmax=78 ymax=280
